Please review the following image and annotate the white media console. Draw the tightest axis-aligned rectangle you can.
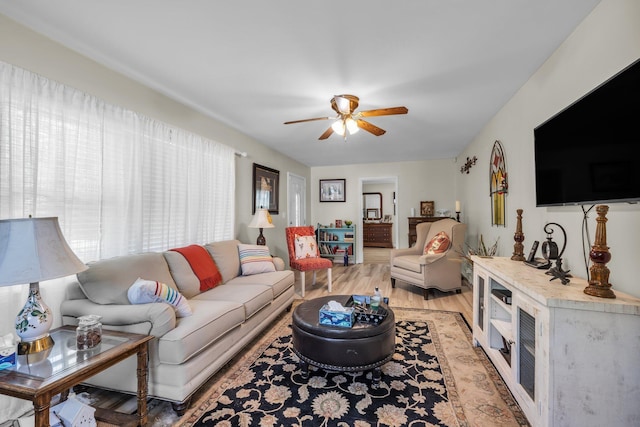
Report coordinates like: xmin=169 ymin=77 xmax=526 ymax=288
xmin=472 ymin=256 xmax=640 ymax=427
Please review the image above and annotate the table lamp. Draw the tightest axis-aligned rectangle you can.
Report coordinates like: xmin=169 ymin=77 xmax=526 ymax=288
xmin=0 ymin=217 xmax=87 ymax=357
xmin=248 ymin=208 xmax=274 ymax=245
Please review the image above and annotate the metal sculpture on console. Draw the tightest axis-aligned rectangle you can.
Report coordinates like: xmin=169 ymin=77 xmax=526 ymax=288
xmin=542 ymin=222 xmax=571 ymax=285
xmin=584 ymin=205 xmax=616 ymax=298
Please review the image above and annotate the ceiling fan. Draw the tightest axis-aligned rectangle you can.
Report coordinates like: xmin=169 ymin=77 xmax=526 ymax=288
xmin=284 ymin=94 xmax=408 ymax=140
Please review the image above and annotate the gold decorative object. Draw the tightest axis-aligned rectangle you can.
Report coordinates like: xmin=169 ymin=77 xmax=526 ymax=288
xmin=584 ymin=205 xmax=616 ymax=299
xmin=511 ymin=209 xmax=525 ymax=261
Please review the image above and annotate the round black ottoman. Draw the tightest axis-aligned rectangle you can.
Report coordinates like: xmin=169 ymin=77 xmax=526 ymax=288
xmin=292 ymin=295 xmax=395 ymax=387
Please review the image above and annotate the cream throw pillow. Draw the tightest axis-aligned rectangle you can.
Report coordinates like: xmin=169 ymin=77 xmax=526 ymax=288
xmin=294 ymin=235 xmax=318 ymax=259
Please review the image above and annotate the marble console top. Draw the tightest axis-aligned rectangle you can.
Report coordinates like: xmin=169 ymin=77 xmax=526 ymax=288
xmin=472 ymin=256 xmax=640 ymax=315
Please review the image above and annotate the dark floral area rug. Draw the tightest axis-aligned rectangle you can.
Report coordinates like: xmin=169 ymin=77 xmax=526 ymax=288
xmin=181 ymin=308 xmax=529 ymax=427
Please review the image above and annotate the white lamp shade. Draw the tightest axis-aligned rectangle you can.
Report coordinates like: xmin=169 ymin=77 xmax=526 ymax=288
xmin=331 ymin=120 xmax=346 ymax=136
xmin=248 ymin=209 xmax=275 ymax=229
xmin=345 ymin=117 xmax=359 ymax=134
xmin=0 ymin=217 xmax=88 ymax=287
xmin=331 ymin=118 xmax=359 ymax=137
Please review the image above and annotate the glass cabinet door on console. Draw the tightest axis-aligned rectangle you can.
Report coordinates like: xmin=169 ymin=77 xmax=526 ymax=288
xmin=512 ymin=293 xmax=542 ymax=422
xmin=473 ymin=269 xmax=486 ymax=338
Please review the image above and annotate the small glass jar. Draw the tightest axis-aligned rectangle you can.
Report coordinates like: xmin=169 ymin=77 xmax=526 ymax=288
xmin=76 ymin=315 xmax=102 ymax=350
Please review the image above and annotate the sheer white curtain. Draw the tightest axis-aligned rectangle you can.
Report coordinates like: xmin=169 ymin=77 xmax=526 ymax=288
xmin=0 ymin=61 xmax=235 ymax=334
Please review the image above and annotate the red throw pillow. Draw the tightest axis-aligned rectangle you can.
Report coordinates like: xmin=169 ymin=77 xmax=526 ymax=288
xmin=424 ymin=231 xmax=451 ymax=255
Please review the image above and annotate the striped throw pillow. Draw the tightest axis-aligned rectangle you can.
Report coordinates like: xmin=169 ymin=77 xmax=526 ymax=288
xmin=238 ymin=244 xmax=276 ymax=275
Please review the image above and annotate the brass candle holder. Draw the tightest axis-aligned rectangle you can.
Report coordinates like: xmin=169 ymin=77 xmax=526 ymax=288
xmin=511 ymin=208 xmax=525 ymax=261
xmin=584 ymin=205 xmax=616 ymax=299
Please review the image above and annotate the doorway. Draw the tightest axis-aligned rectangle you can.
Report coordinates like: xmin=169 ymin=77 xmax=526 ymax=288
xmin=287 ymin=172 xmax=306 ymax=226
xmin=358 ymin=176 xmax=398 ymax=263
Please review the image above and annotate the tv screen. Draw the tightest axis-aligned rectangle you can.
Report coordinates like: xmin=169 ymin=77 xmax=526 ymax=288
xmin=534 ymin=58 xmax=640 ymax=206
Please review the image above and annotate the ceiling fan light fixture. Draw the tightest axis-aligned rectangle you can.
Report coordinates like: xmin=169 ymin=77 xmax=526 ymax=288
xmin=331 ymin=119 xmax=346 ymax=136
xmin=284 ymin=94 xmax=407 ymax=140
xmin=345 ymin=117 xmax=359 ymax=134
xmin=331 ymin=117 xmax=359 ymax=137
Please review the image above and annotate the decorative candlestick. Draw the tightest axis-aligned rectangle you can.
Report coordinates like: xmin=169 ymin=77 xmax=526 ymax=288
xmin=511 ymin=208 xmax=525 ymax=261
xmin=584 ymin=205 xmax=616 ymax=298
xmin=455 ymin=200 xmax=461 ymax=222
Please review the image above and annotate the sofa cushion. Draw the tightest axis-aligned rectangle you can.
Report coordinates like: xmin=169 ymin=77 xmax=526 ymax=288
xmin=392 ymin=255 xmax=424 ymax=273
xmin=127 ymin=278 xmax=192 ymax=317
xmin=227 ymin=270 xmax=294 ymax=299
xmin=77 ymin=253 xmax=177 ymax=305
xmin=424 ymin=231 xmax=450 ymax=255
xmin=163 ymin=251 xmax=202 ymax=299
xmin=294 ymin=235 xmax=318 ymax=259
xmin=157 ymin=299 xmax=245 ymax=365
xmin=205 ymin=240 xmax=242 ymax=284
xmin=193 ymin=283 xmax=272 ymax=319
xmin=238 ymin=244 xmax=276 ymax=275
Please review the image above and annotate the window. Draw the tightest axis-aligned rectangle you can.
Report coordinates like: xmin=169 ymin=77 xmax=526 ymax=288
xmin=0 ymin=61 xmax=235 ymax=262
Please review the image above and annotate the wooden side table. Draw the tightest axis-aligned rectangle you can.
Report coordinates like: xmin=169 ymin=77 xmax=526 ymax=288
xmin=0 ymin=326 xmax=152 ymax=427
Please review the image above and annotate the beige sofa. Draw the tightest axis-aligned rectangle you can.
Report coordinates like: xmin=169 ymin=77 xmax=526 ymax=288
xmin=60 ymin=239 xmax=295 ymax=414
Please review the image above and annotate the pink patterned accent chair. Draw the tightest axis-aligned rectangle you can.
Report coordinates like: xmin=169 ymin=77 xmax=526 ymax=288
xmin=285 ymin=226 xmax=333 ymax=297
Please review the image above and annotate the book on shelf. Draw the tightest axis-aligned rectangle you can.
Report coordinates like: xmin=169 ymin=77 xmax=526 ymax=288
xmin=321 ymin=231 xmax=339 ymax=242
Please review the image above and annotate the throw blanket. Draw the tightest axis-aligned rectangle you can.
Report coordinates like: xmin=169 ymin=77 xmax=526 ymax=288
xmin=170 ymin=245 xmax=222 ymax=291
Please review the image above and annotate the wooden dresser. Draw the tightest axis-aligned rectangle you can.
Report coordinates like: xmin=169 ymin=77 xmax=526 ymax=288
xmin=408 ymin=216 xmax=449 ymax=246
xmin=363 ymin=222 xmax=393 ymax=248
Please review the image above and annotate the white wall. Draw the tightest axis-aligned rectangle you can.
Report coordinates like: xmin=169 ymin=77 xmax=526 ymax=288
xmin=456 ymin=0 xmax=640 ymax=297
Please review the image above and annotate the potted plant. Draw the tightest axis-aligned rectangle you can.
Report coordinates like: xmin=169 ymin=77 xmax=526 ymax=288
xmin=460 ymin=235 xmax=499 ymax=282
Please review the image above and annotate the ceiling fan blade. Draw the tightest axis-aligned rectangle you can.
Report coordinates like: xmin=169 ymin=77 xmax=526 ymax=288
xmin=358 ymin=106 xmax=408 ymax=117
xmin=356 ymin=119 xmax=386 ymax=136
xmin=284 ymin=117 xmax=332 ymax=125
xmin=319 ymin=126 xmax=334 ymax=140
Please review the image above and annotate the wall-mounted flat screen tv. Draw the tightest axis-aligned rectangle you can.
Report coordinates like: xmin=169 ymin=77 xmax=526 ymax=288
xmin=534 ymin=58 xmax=640 ymax=207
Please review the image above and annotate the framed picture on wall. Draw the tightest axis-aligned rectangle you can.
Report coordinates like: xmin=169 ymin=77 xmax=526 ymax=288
xmin=320 ymin=179 xmax=346 ymax=202
xmin=253 ymin=163 xmax=279 ymax=214
xmin=420 ymin=201 xmax=435 ymax=217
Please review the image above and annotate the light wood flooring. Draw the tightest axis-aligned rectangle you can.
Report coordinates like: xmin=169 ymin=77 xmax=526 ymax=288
xmin=298 ymin=247 xmax=473 ymax=324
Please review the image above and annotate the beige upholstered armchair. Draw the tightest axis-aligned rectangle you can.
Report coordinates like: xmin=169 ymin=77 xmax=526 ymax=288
xmin=390 ymin=218 xmax=466 ymax=300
